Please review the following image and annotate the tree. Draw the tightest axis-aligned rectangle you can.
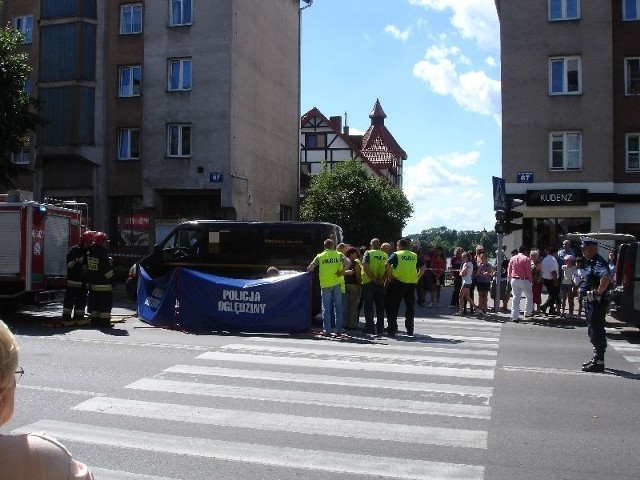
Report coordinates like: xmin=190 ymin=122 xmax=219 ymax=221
xmin=300 ymin=160 xmax=414 ymax=246
xmin=0 ymin=24 xmax=42 ymax=189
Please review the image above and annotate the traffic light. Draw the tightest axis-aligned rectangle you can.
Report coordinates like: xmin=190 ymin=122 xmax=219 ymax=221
xmin=505 ymin=198 xmax=524 ymax=234
xmin=494 ymin=209 xmax=507 ymax=234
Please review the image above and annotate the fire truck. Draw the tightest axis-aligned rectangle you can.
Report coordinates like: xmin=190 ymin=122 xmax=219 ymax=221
xmin=0 ymin=191 xmax=84 ymax=310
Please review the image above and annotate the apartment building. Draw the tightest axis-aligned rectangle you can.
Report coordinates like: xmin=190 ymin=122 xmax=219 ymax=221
xmin=496 ymin=0 xmax=640 ymax=249
xmin=1 ymin=0 xmax=302 ymax=260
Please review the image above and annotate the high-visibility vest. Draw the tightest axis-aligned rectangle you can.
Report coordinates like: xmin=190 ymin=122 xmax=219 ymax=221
xmin=314 ymin=249 xmax=343 ymax=288
xmin=362 ymin=249 xmax=388 ymax=284
xmin=391 ymin=250 xmax=419 ymax=284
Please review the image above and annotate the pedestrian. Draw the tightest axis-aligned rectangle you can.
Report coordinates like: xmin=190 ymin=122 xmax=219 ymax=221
xmin=307 ymin=238 xmax=350 ymax=337
xmin=385 ymin=239 xmax=426 ymax=337
xmin=430 ymin=246 xmax=447 ymax=307
xmin=507 ymin=245 xmax=534 ymax=322
xmin=540 ymin=247 xmax=560 ymax=315
xmin=455 ymin=251 xmax=478 ymax=316
xmin=560 ymin=255 xmax=576 ymax=317
xmin=423 ymin=243 xmax=435 ymax=307
xmin=558 ymin=239 xmax=576 ymax=266
xmin=449 ymin=247 xmax=464 ymax=309
xmin=343 ymin=247 xmax=362 ymax=330
xmin=573 ymin=256 xmax=587 ymax=318
xmin=360 ymin=238 xmax=389 ymax=334
xmin=530 ymin=249 xmax=543 ymax=314
xmin=266 ymin=266 xmax=280 ymax=277
xmin=413 ymin=246 xmax=427 ymax=306
xmin=475 ymin=252 xmax=493 ymax=314
xmin=0 ymin=320 xmax=94 ymax=479
xmin=578 ymin=238 xmax=611 ymax=372
xmin=86 ymin=232 xmax=116 ymax=328
xmin=59 ymin=230 xmax=94 ymax=327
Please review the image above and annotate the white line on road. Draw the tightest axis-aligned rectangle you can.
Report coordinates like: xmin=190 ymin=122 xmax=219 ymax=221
xmin=90 ymin=468 xmax=180 ymax=480
xmin=17 ymin=384 xmax=105 ymax=397
xmin=125 ymin=378 xmax=492 ymax=419
xmin=219 ymin=344 xmax=497 ymax=367
xmin=13 ymin=420 xmax=485 ymax=480
xmin=74 ymin=397 xmax=489 ymax=447
xmin=165 ymin=364 xmax=495 ymax=399
xmin=197 ymin=351 xmax=495 ymax=380
xmin=30 ymin=335 xmax=209 ymax=351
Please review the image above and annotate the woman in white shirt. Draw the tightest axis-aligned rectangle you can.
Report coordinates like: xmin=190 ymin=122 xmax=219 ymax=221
xmin=455 ymin=251 xmax=479 ymax=316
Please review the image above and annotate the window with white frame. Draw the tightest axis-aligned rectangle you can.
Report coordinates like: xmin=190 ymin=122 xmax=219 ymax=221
xmin=167 ymin=124 xmax=191 ymax=157
xmin=625 ymin=58 xmax=640 ymax=95
xmin=168 ymin=58 xmax=192 ymax=91
xmin=548 ymin=0 xmax=580 ymax=20
xmin=117 ymin=128 xmax=140 ymax=160
xmin=11 ymin=135 xmax=32 ymax=165
xmin=626 ymin=134 xmax=640 ymax=171
xmin=14 ymin=15 xmax=33 ymax=44
xmin=623 ymin=0 xmax=640 ymax=20
xmin=550 ymin=57 xmax=581 ymax=94
xmin=169 ymin=0 xmax=192 ymax=27
xmin=550 ymin=132 xmax=582 ymax=170
xmin=119 ymin=65 xmax=141 ymax=97
xmin=120 ymin=4 xmax=142 ymax=34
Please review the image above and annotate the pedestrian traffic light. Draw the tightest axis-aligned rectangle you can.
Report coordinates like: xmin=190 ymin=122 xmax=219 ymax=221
xmin=494 ymin=209 xmax=507 ymax=234
xmin=505 ymin=198 xmax=524 ymax=234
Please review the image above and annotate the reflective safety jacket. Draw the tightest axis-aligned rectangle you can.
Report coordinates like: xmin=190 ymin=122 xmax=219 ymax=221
xmin=86 ymin=244 xmax=115 ymax=291
xmin=313 ymin=249 xmax=344 ymax=289
xmin=66 ymin=244 xmax=88 ymax=288
xmin=390 ymin=250 xmax=419 ymax=284
xmin=362 ymin=249 xmax=389 ymax=284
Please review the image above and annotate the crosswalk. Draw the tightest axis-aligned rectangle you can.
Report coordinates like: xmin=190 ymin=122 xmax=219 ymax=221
xmin=608 ymin=337 xmax=640 ymax=372
xmin=14 ymin=318 xmax=504 ymax=479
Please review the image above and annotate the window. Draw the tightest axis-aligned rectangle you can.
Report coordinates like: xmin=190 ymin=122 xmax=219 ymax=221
xmin=169 ymin=0 xmax=192 ymax=26
xmin=305 ymin=133 xmax=326 ymax=149
xmin=623 ymin=0 xmax=640 ymax=20
xmin=550 ymin=57 xmax=581 ymax=94
xmin=119 ymin=66 xmax=141 ymax=97
xmin=627 ymin=134 xmax=640 ymax=171
xmin=120 ymin=4 xmax=142 ymax=34
xmin=168 ymin=58 xmax=192 ymax=91
xmin=14 ymin=15 xmax=33 ymax=44
xmin=550 ymin=132 xmax=582 ymax=170
xmin=167 ymin=124 xmax=191 ymax=157
xmin=118 ymin=128 xmax=140 ymax=160
xmin=11 ymin=135 xmax=32 ymax=165
xmin=548 ymin=0 xmax=580 ymax=20
xmin=625 ymin=58 xmax=640 ymax=95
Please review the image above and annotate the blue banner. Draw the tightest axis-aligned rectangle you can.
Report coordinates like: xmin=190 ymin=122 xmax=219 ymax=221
xmin=137 ymin=267 xmax=312 ymax=333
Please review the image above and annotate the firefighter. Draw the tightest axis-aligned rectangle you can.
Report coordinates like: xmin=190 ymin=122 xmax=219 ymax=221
xmin=86 ymin=232 xmax=115 ymax=328
xmin=58 ymin=230 xmax=94 ymax=326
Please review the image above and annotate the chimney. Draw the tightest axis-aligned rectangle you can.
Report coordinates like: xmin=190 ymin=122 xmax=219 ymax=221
xmin=329 ymin=115 xmax=342 ymax=132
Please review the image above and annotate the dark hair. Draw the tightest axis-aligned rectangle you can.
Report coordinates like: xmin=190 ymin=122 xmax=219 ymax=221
xmin=346 ymin=247 xmax=359 ymax=257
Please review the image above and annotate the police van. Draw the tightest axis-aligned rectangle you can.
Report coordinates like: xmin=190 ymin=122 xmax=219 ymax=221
xmin=128 ymin=221 xmax=344 ymax=313
xmin=563 ymin=232 xmax=640 ymax=328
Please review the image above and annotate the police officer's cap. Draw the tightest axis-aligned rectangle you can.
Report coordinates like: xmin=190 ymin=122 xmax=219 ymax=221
xmin=580 ymin=237 xmax=598 ymax=248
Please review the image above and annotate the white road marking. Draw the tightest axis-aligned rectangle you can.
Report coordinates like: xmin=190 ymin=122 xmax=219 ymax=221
xmin=90 ymin=468 xmax=180 ymax=480
xmin=17 ymin=384 xmax=105 ymax=397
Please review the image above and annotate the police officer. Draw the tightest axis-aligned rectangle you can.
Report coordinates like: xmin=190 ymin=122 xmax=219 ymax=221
xmin=385 ymin=238 xmax=426 ymax=337
xmin=578 ymin=237 xmax=611 ymax=373
xmin=60 ymin=230 xmax=94 ymax=326
xmin=361 ymin=238 xmax=388 ymax=334
xmin=86 ymin=232 xmax=115 ymax=328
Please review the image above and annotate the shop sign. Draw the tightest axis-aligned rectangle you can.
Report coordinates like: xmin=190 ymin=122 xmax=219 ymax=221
xmin=526 ymin=189 xmax=588 ymax=207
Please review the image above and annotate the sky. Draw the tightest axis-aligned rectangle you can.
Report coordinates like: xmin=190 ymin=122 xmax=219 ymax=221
xmin=300 ymin=0 xmax=502 ymax=235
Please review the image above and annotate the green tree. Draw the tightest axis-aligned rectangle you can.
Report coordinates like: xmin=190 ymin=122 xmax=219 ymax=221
xmin=0 ymin=23 xmax=42 ymax=189
xmin=300 ymin=160 xmax=414 ymax=246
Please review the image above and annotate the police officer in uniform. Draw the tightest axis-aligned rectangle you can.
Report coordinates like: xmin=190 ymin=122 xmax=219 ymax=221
xmin=385 ymin=238 xmax=426 ymax=337
xmin=578 ymin=237 xmax=611 ymax=373
xmin=361 ymin=238 xmax=389 ymax=334
xmin=60 ymin=230 xmax=94 ymax=326
xmin=86 ymin=232 xmax=115 ymax=328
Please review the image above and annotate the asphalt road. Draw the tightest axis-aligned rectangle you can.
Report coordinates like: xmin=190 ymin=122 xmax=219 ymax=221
xmin=2 ymin=288 xmax=640 ymax=480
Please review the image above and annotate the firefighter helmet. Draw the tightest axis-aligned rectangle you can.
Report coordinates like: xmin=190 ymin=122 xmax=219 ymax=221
xmin=80 ymin=230 xmax=95 ymax=245
xmin=93 ymin=231 xmax=108 ymax=246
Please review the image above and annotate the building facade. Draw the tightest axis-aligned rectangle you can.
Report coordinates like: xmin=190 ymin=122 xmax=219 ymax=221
xmin=496 ymin=0 xmax=640 ymax=249
xmin=299 ymin=99 xmax=406 ymax=192
xmin=1 ymin=0 xmax=302 ymax=261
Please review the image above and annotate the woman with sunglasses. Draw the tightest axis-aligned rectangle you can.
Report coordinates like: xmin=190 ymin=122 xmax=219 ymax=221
xmin=0 ymin=320 xmax=93 ymax=479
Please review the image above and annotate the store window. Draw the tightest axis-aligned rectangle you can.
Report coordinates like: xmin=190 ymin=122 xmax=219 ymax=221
xmin=112 ymin=196 xmax=149 ymax=247
xmin=523 ymin=217 xmax=591 ymax=249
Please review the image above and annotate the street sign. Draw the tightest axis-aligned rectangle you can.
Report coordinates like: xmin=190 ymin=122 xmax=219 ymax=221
xmin=492 ymin=176 xmax=507 ymax=211
xmin=517 ymin=172 xmax=534 ymax=183
xmin=209 ymin=172 xmax=224 ymax=183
